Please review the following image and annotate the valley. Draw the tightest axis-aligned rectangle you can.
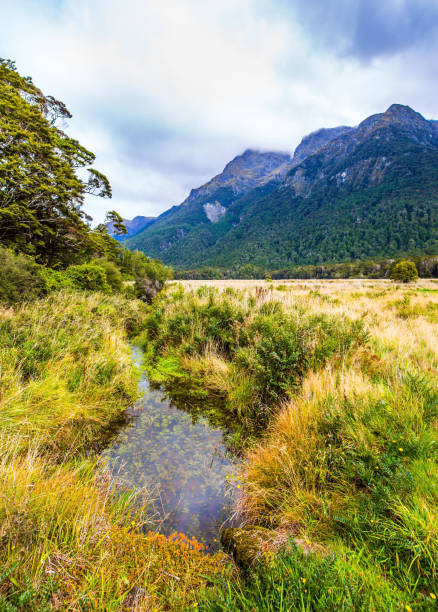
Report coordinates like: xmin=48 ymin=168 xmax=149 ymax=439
xmin=1 ymin=50 xmax=438 ymax=612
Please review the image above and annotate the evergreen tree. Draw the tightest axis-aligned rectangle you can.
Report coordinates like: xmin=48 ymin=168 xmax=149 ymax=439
xmin=0 ymin=59 xmax=111 ymax=265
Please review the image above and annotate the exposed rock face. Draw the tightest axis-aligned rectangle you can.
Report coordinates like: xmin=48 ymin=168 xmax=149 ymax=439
xmin=203 ymin=201 xmax=227 ymax=223
xmin=180 ymin=149 xmax=292 ymax=212
xmin=292 ymin=126 xmax=353 ymax=164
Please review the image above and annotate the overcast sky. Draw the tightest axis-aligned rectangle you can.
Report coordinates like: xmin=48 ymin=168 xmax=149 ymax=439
xmin=2 ymin=0 xmax=438 ymax=223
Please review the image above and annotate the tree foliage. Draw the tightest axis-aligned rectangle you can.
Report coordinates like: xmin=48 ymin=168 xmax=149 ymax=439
xmin=390 ymin=260 xmax=418 ymax=283
xmin=0 ymin=59 xmax=112 ymax=265
xmin=0 ymin=247 xmax=46 ymax=305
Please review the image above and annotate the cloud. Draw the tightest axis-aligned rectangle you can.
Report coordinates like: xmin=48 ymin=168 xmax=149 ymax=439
xmin=1 ymin=0 xmax=438 ymax=222
xmin=288 ymin=0 xmax=438 ymax=62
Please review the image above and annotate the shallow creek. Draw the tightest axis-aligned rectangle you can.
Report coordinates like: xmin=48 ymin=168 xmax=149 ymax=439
xmin=102 ymin=347 xmax=236 ymax=549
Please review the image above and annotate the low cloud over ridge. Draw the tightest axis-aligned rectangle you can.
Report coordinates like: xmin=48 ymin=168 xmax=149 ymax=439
xmin=1 ymin=0 xmax=437 ymax=222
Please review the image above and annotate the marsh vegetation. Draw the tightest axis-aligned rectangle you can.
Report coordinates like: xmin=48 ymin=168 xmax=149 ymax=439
xmin=150 ymin=279 xmax=438 ymax=611
xmin=1 ymin=278 xmax=438 ymax=610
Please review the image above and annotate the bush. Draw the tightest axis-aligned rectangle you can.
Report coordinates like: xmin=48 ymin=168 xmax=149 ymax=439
xmin=65 ymin=263 xmax=110 ymax=292
xmin=0 ymin=247 xmax=46 ymax=305
xmin=390 ymin=260 xmax=418 ymax=283
xmin=142 ymin=288 xmax=367 ymax=435
xmin=93 ymin=258 xmax=124 ymax=292
xmin=39 ymin=267 xmax=72 ymax=292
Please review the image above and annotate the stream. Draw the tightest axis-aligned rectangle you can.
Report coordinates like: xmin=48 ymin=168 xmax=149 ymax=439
xmin=102 ymin=347 xmax=236 ymax=550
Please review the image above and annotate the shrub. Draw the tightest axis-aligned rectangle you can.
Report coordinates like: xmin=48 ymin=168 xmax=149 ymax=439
xmin=390 ymin=260 xmax=418 ymax=283
xmin=142 ymin=288 xmax=366 ymax=435
xmin=93 ymin=258 xmax=124 ymax=292
xmin=134 ymin=278 xmax=165 ymax=303
xmin=133 ymin=255 xmax=172 ymax=301
xmin=0 ymin=247 xmax=46 ymax=305
xmin=65 ymin=263 xmax=110 ymax=292
xmin=39 ymin=266 xmax=72 ymax=292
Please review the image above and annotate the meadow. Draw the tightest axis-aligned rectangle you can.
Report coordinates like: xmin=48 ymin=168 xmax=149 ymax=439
xmin=146 ymin=278 xmax=438 ymax=611
xmin=1 ymin=278 xmax=437 ymax=610
xmin=0 ymin=291 xmax=226 ymax=611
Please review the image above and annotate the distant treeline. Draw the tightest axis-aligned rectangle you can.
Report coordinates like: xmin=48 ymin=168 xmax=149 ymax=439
xmin=173 ymin=255 xmax=438 ymax=280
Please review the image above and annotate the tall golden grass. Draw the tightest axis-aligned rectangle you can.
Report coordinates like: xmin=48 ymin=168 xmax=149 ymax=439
xmin=0 ymin=291 xmax=226 ymax=610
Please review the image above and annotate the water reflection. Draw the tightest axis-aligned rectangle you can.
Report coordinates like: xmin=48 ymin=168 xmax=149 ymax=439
xmin=102 ymin=347 xmax=236 ymax=548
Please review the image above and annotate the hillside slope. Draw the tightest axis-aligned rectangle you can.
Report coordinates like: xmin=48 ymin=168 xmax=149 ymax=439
xmin=128 ymin=105 xmax=438 ymax=268
xmin=106 ymin=215 xmax=156 ymax=239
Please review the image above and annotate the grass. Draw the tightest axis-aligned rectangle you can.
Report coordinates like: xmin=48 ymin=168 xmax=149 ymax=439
xmin=199 ymin=539 xmax=412 ymax=611
xmin=141 ymin=284 xmax=366 ymax=443
xmin=2 ymin=279 xmax=438 ymax=610
xmin=0 ymin=291 xmax=226 ymax=610
xmin=164 ymin=279 xmax=438 ymax=610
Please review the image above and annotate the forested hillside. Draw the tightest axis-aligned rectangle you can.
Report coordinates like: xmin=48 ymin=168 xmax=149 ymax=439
xmin=128 ymin=104 xmax=438 ymax=268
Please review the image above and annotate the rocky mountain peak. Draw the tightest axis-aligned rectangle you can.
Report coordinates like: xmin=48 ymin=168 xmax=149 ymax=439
xmin=222 ymin=149 xmax=291 ymax=179
xmin=385 ymin=103 xmax=424 ymax=120
xmin=293 ymin=126 xmax=353 ymax=163
xmin=358 ymin=104 xmax=430 ymax=134
xmin=183 ymin=149 xmax=292 ymax=207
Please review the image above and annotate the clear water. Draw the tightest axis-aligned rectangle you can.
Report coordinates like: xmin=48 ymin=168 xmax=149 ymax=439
xmin=102 ymin=347 xmax=236 ymax=548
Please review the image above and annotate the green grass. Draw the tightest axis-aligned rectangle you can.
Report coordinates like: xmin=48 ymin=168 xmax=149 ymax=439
xmin=140 ymin=285 xmax=366 ymax=441
xmin=0 ymin=291 xmax=226 ymax=610
xmin=200 ymin=540 xmax=419 ymax=612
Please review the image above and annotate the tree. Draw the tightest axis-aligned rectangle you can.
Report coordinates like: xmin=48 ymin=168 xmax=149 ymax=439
xmin=390 ymin=260 xmax=419 ymax=283
xmin=0 ymin=59 xmax=112 ymax=265
xmin=106 ymin=210 xmax=128 ymax=236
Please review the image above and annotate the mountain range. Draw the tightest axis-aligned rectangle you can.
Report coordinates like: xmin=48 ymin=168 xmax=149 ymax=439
xmin=106 ymin=215 xmax=155 ymax=240
xmin=125 ymin=104 xmax=438 ymax=269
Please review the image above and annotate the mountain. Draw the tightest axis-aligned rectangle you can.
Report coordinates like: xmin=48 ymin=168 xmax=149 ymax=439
xmin=106 ymin=215 xmax=156 ymax=240
xmin=127 ymin=105 xmax=438 ymax=268
xmin=126 ymin=150 xmax=292 ymax=255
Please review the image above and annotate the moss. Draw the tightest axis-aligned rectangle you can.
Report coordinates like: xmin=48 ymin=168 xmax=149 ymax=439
xmin=221 ymin=526 xmax=275 ymax=568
